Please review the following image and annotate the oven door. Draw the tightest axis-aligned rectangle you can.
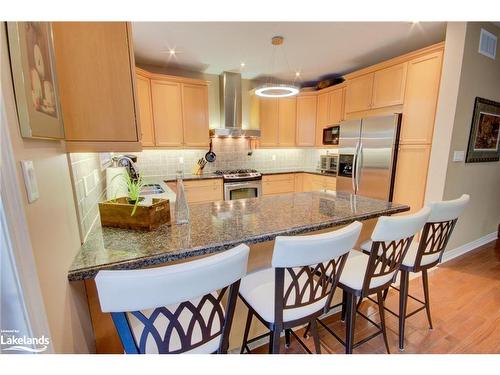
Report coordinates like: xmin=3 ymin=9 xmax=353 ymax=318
xmin=224 ymin=181 xmax=262 ymax=201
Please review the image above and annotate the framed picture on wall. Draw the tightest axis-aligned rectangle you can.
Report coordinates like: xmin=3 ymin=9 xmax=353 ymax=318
xmin=465 ymin=97 xmax=500 ymax=163
xmin=7 ymin=22 xmax=65 ymax=140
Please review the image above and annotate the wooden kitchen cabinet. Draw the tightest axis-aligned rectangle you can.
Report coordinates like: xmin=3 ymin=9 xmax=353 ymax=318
xmin=371 ymin=62 xmax=407 ymax=108
xmin=51 ymin=22 xmax=141 ymax=151
xmin=345 ymin=73 xmax=374 ymax=113
xmin=151 ymin=80 xmax=184 ymax=147
xmin=316 ymin=88 xmax=345 ymax=146
xmin=136 ymin=73 xmax=155 ymax=147
xmin=258 ymin=97 xmax=296 ymax=147
xmin=138 ymin=69 xmax=209 ymax=148
xmin=400 ymin=51 xmax=443 ymax=144
xmin=294 ymin=173 xmax=304 ymax=192
xmin=393 ymin=144 xmax=431 ymax=214
xmin=182 ymin=83 xmax=209 ymax=147
xmin=296 ymin=95 xmax=317 ymax=146
xmin=183 ymin=179 xmax=223 ymax=203
xmin=259 ymin=98 xmax=279 ymax=146
xmin=302 ymin=173 xmax=336 ymax=192
xmin=262 ymin=174 xmax=295 ymax=196
xmin=278 ymin=98 xmax=297 ymax=146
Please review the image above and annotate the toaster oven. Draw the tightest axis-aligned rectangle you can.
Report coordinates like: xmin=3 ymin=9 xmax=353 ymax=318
xmin=319 ymin=154 xmax=339 ymax=175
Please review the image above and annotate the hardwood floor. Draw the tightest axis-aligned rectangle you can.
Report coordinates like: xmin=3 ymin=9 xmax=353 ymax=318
xmin=250 ymin=239 xmax=500 ymax=354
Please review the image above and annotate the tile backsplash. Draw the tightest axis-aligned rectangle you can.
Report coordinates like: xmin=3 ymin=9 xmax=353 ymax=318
xmin=68 ymin=153 xmax=107 ymax=241
xmin=131 ymin=138 xmax=336 ymax=178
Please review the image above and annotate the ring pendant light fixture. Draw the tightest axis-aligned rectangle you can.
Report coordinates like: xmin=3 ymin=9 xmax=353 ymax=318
xmin=255 ymin=36 xmax=300 ymax=98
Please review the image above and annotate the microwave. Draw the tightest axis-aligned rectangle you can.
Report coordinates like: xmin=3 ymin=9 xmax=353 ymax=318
xmin=322 ymin=126 xmax=340 ymax=145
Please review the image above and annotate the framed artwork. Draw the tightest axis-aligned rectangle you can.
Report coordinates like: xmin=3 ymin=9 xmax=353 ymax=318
xmin=7 ymin=22 xmax=65 ymax=140
xmin=465 ymin=97 xmax=500 ymax=163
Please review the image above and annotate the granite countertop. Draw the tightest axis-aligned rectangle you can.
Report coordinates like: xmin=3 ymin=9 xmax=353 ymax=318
xmin=162 ymin=170 xmax=335 ymax=182
xmin=261 ymin=169 xmax=336 ymax=177
xmin=68 ymin=191 xmax=408 ymax=281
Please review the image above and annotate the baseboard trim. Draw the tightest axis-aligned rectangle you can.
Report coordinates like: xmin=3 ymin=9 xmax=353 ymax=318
xmin=441 ymin=231 xmax=498 ymax=264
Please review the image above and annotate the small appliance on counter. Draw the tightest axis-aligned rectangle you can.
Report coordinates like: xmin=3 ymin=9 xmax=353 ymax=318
xmin=319 ymin=154 xmax=339 ymax=175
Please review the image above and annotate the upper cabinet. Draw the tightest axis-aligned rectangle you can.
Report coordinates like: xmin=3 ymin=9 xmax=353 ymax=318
xmin=51 ymin=22 xmax=141 ymax=152
xmin=400 ymin=51 xmax=443 ymax=144
xmin=136 ymin=72 xmax=155 ymax=147
xmin=182 ymin=83 xmax=209 ymax=147
xmin=296 ymin=95 xmax=317 ymax=146
xmin=345 ymin=73 xmax=374 ymax=113
xmin=136 ymin=69 xmax=209 ymax=148
xmin=345 ymin=62 xmax=407 ymax=114
xmin=315 ymin=87 xmax=344 ymax=146
xmin=257 ymin=97 xmax=296 ymax=147
xmin=371 ymin=63 xmax=407 ymax=108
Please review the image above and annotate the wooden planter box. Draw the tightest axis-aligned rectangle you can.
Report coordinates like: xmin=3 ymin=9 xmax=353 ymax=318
xmin=98 ymin=197 xmax=170 ymax=231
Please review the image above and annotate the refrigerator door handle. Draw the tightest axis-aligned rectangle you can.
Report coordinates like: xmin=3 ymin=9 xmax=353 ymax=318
xmin=352 ymin=141 xmax=360 ymax=193
xmin=356 ymin=142 xmax=363 ymax=192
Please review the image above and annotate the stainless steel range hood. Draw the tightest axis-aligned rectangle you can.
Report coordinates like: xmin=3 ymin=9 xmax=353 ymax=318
xmin=209 ymin=71 xmax=260 ymax=138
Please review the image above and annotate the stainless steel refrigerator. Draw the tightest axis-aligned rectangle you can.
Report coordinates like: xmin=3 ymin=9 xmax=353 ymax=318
xmin=337 ymin=114 xmax=402 ymax=201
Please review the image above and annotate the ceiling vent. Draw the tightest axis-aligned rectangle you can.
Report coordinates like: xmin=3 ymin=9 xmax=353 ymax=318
xmin=478 ymin=28 xmax=497 ymax=60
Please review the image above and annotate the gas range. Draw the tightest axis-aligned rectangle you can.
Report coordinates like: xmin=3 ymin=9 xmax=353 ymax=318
xmin=214 ymin=169 xmax=262 ymax=182
xmin=215 ymin=169 xmax=262 ymax=201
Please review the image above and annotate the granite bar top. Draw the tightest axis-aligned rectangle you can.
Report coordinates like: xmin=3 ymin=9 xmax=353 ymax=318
xmin=68 ymin=192 xmax=408 ymax=281
xmin=163 ymin=173 xmax=222 ymax=182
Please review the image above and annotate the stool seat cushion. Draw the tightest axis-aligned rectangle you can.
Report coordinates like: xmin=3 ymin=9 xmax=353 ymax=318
xmin=239 ymin=268 xmax=328 ymax=323
xmin=339 ymin=251 xmax=395 ymax=292
xmin=360 ymin=240 xmax=440 ymax=268
xmin=127 ymin=294 xmax=223 ymax=354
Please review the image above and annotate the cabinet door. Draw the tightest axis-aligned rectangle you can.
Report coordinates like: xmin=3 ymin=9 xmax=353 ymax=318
xmin=184 ymin=179 xmax=223 ymax=203
xmin=294 ymin=173 xmax=304 ymax=192
xmin=296 ymin=95 xmax=317 ymax=146
xmin=182 ymin=84 xmax=209 ymax=147
xmin=262 ymin=174 xmax=295 ymax=195
xmin=52 ymin=22 xmax=138 ymax=143
xmin=400 ymin=52 xmax=443 ymax=144
xmin=151 ymin=80 xmax=184 ymax=146
xmin=371 ymin=63 xmax=407 ymax=109
xmin=393 ymin=144 xmax=431 ymax=214
xmin=316 ymin=93 xmax=329 ymax=146
xmin=324 ymin=176 xmax=337 ymax=191
xmin=328 ymin=88 xmax=345 ymax=124
xmin=136 ymin=74 xmax=155 ymax=147
xmin=278 ymin=98 xmax=297 ymax=146
xmin=259 ymin=98 xmax=279 ymax=146
xmin=302 ymin=174 xmax=325 ymax=192
xmin=345 ymin=73 xmax=374 ymax=113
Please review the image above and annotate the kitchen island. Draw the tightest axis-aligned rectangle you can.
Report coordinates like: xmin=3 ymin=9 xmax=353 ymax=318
xmin=68 ymin=191 xmax=409 ymax=353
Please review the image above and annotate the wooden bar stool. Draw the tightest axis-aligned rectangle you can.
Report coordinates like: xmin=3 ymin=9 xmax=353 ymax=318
xmin=238 ymin=221 xmax=362 ymax=354
xmin=94 ymin=244 xmax=249 ymax=354
xmin=318 ymin=207 xmax=431 ymax=354
xmin=361 ymin=194 xmax=470 ymax=351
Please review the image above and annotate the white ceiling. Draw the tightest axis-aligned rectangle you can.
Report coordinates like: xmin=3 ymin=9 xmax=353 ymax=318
xmin=132 ymin=22 xmax=446 ymax=82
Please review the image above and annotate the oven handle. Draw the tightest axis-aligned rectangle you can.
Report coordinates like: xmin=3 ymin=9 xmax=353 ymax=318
xmin=224 ymin=181 xmax=262 ymax=189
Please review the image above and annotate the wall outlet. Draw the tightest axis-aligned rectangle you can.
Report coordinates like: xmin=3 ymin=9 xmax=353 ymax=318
xmin=20 ymin=160 xmax=39 ymax=203
xmin=453 ymin=150 xmax=465 ymax=162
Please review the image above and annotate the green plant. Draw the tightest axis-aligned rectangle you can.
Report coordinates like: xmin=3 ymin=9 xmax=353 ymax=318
xmin=111 ymin=173 xmax=145 ymax=216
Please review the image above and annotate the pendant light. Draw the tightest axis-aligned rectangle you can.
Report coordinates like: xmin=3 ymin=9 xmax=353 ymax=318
xmin=255 ymin=36 xmax=300 ymax=98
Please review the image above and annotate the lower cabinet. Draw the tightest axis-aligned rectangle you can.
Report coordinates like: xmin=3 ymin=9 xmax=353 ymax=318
xmin=262 ymin=174 xmax=295 ymax=196
xmin=393 ymin=144 xmax=431 ymax=214
xmin=167 ymin=179 xmax=223 ymax=204
xmin=302 ymin=174 xmax=336 ymax=192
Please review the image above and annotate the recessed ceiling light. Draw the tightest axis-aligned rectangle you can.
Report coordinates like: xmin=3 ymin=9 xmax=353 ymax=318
xmin=295 ymin=71 xmax=301 ymax=77
xmin=169 ymin=49 xmax=176 ymax=56
xmin=240 ymin=62 xmax=246 ymax=68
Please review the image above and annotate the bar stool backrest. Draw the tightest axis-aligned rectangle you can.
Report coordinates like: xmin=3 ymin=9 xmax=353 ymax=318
xmin=271 ymin=221 xmax=362 ymax=323
xmin=414 ymin=194 xmax=470 ymax=270
xmin=364 ymin=207 xmax=431 ymax=294
xmin=95 ymin=244 xmax=249 ymax=354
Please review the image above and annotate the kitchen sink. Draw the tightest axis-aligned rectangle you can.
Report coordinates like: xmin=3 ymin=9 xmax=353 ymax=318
xmin=141 ymin=183 xmax=165 ymax=195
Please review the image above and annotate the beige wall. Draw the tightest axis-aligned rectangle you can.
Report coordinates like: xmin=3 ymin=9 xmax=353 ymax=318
xmin=1 ymin=25 xmax=94 ymax=353
xmin=442 ymin=22 xmax=500 ymax=248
